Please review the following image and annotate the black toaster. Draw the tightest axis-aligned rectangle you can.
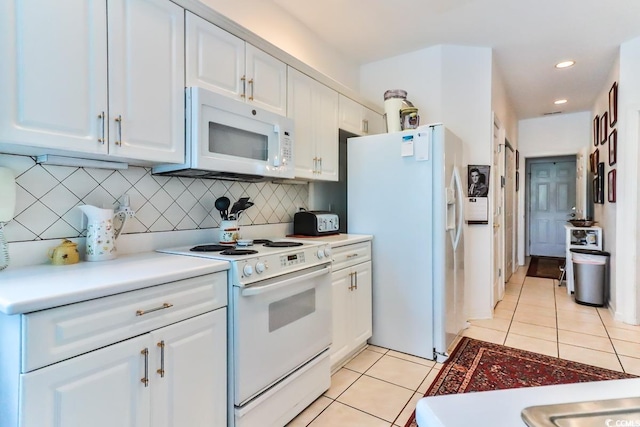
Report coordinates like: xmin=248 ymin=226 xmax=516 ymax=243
xmin=293 ymin=211 xmax=339 ymax=236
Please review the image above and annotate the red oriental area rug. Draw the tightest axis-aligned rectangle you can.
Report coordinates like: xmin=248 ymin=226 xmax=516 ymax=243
xmin=404 ymin=337 xmax=636 ymax=427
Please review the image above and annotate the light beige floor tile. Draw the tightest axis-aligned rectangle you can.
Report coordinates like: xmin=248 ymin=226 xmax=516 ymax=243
xmin=515 ymin=302 xmax=557 ymax=318
xmin=365 ymin=354 xmax=431 ymax=390
xmin=556 ymin=310 xmax=603 ymax=326
xmin=556 ymin=300 xmax=599 ymax=314
xmin=433 ymin=362 xmax=444 ymax=370
xmin=494 ymin=307 xmax=515 ymax=320
xmin=513 ymin=310 xmax=557 ymax=328
xmin=366 ymin=345 xmax=389 ymax=354
xmin=394 ymin=392 xmax=422 ymax=427
xmin=523 ymin=276 xmax=555 ymax=287
xmin=387 ymin=350 xmax=436 ymax=367
xmin=606 ymin=326 xmax=640 ymax=343
xmin=599 ymin=314 xmax=640 ymax=332
xmin=558 ymin=343 xmax=623 ymax=372
xmin=344 ymin=349 xmax=384 ymax=373
xmin=336 ymin=375 xmax=414 ymax=423
xmin=469 ymin=317 xmax=511 ymax=332
xmin=611 ymin=339 xmax=640 ymax=358
xmin=501 ymin=293 xmax=519 ymax=302
xmin=505 ymin=333 xmax=558 ymax=357
xmin=509 ymin=321 xmax=557 ymax=342
xmin=462 ymin=325 xmax=506 ymax=345
xmin=619 ymin=355 xmax=640 ymax=376
xmin=417 ymin=368 xmax=441 ymax=394
xmin=516 ymin=296 xmax=555 ymax=310
xmin=558 ymin=329 xmax=615 ymax=353
xmin=504 ymin=286 xmax=521 ymax=296
xmin=557 ymin=317 xmax=608 ymax=337
xmin=287 ymin=396 xmax=333 ymax=427
xmin=308 ymin=401 xmax=389 ymax=427
xmin=495 ymin=299 xmax=517 ymax=311
xmin=324 ymin=368 xmax=361 ymax=399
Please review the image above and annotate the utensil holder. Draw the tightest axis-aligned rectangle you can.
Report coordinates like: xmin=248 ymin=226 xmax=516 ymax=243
xmin=219 ymin=220 xmax=239 ymax=244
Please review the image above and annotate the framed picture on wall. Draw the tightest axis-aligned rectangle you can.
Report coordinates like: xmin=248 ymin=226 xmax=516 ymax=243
xmin=597 ymin=162 xmax=605 ymax=204
xmin=600 ymin=112 xmax=608 ymax=144
xmin=593 ymin=115 xmax=599 ymax=147
xmin=609 ymin=129 xmax=617 ymax=166
xmin=516 ymin=150 xmax=520 ymax=170
xmin=516 ymin=171 xmax=519 ymax=191
xmin=593 ymin=177 xmax=600 ymax=204
xmin=593 ymin=149 xmax=599 ymax=173
xmin=609 ymin=82 xmax=618 ymax=127
xmin=608 ymin=169 xmax=616 ymax=203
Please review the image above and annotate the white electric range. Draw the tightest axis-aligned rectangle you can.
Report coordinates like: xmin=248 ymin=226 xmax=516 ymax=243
xmin=157 ymin=239 xmax=333 ymax=427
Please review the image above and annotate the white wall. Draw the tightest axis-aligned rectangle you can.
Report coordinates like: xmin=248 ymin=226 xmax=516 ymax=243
xmin=517 ymin=112 xmax=592 ymax=264
xmin=359 ymin=45 xmax=496 ymax=320
xmin=616 ymin=36 xmax=640 ymax=324
xmin=198 ymin=0 xmax=359 ymax=89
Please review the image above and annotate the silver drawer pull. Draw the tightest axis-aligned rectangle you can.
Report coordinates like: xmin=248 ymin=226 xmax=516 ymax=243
xmin=141 ymin=348 xmax=149 ymax=387
xmin=346 ymin=254 xmax=359 ymax=259
xmin=157 ymin=341 xmax=165 ymax=378
xmin=136 ymin=302 xmax=173 ymax=316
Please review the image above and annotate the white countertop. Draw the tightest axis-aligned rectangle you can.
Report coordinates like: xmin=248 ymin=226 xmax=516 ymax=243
xmin=285 ymin=233 xmax=373 ymax=247
xmin=416 ymin=378 xmax=640 ymax=426
xmin=0 ymin=252 xmax=229 ymax=315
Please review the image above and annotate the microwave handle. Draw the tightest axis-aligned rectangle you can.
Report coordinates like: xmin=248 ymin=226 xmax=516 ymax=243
xmin=273 ymin=124 xmax=281 ymax=166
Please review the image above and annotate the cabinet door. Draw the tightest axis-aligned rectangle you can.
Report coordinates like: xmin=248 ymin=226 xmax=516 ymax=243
xmin=245 ymin=44 xmax=287 ymax=116
xmin=350 ymin=261 xmax=373 ymax=346
xmin=107 ymin=0 xmax=185 ymax=163
xmin=185 ymin=11 xmax=244 ymax=99
xmin=151 ymin=309 xmax=227 ymax=427
xmin=20 ymin=335 xmax=150 ymax=427
xmin=363 ymin=107 xmax=385 ymax=135
xmin=288 ymin=67 xmax=316 ymax=180
xmin=0 ymin=0 xmax=108 ymax=155
xmin=338 ymin=95 xmax=364 ymax=136
xmin=314 ymin=83 xmax=339 ymax=181
xmin=330 ymin=268 xmax=352 ymax=369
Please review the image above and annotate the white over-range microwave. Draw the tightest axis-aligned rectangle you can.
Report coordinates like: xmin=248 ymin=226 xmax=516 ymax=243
xmin=153 ymin=87 xmax=294 ymax=181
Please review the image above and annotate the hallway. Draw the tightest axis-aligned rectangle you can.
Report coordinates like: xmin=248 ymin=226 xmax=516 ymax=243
xmin=463 ymin=262 xmax=640 ymax=374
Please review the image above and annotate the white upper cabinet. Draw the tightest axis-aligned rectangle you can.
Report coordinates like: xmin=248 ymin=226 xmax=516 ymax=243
xmin=0 ymin=0 xmax=185 ymax=164
xmin=288 ymin=67 xmax=339 ymax=181
xmin=107 ymin=0 xmax=186 ymax=163
xmin=338 ymin=95 xmax=384 ymax=136
xmin=0 ymin=0 xmax=109 ymax=155
xmin=186 ymin=12 xmax=287 ymax=116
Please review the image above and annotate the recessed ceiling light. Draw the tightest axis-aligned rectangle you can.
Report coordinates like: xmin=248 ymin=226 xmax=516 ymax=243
xmin=554 ymin=99 xmax=568 ymax=105
xmin=555 ymin=60 xmax=575 ymax=69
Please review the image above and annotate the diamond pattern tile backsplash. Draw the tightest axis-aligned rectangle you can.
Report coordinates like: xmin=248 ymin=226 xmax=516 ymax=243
xmin=0 ymin=154 xmax=308 ymax=243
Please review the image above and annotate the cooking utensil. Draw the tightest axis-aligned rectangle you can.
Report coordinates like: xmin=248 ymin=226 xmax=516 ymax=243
xmin=230 ymin=197 xmax=251 ymax=216
xmin=215 ymin=197 xmax=230 ymax=220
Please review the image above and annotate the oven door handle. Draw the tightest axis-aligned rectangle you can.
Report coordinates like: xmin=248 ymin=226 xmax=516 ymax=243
xmin=241 ymin=266 xmax=330 ymax=297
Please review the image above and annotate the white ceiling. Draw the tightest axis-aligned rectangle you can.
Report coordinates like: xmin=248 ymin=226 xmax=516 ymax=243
xmin=270 ymin=0 xmax=640 ymax=120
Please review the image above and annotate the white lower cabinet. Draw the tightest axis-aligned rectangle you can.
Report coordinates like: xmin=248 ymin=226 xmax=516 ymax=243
xmin=329 ymin=242 xmax=372 ymax=370
xmin=13 ymin=273 xmax=227 ymax=427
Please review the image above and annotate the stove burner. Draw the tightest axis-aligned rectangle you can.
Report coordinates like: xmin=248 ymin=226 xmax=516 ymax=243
xmin=253 ymin=239 xmax=272 ymax=244
xmin=190 ymin=244 xmax=229 ymax=252
xmin=220 ymin=249 xmax=259 ymax=256
xmin=263 ymin=241 xmax=304 ymax=248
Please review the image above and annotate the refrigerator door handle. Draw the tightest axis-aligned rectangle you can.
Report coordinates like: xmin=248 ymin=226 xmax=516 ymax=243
xmin=452 ymin=166 xmax=464 ymax=250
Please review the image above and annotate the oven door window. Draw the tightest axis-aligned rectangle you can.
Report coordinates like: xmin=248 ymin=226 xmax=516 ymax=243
xmin=269 ymin=288 xmax=315 ymax=332
xmin=209 ymin=122 xmax=268 ymax=160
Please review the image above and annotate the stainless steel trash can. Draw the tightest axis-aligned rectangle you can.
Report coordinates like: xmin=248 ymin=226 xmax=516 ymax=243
xmin=570 ymin=248 xmax=610 ymax=307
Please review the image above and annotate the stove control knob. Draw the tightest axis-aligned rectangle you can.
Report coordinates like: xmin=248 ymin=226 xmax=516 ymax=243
xmin=316 ymin=249 xmax=325 ymax=259
xmin=255 ymin=261 xmax=266 ymax=274
xmin=243 ymin=264 xmax=253 ymax=276
xmin=323 ymin=247 xmax=332 ymax=258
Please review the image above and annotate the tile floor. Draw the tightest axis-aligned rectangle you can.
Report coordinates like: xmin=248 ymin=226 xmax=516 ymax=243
xmin=287 ymin=261 xmax=640 ymax=427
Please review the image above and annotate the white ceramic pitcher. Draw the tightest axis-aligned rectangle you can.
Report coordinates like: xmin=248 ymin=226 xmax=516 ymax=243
xmin=78 ymin=205 xmax=128 ymax=261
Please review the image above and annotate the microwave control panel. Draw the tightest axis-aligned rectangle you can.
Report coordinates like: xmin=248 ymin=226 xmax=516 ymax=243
xmin=281 ymin=131 xmax=293 ymax=164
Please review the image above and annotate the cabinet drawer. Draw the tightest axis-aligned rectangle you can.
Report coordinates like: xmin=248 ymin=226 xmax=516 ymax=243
xmin=22 ymin=272 xmax=227 ymax=372
xmin=331 ymin=242 xmax=371 ymax=271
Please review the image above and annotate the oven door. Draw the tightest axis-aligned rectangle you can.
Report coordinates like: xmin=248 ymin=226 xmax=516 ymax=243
xmin=232 ymin=263 xmax=331 ymax=405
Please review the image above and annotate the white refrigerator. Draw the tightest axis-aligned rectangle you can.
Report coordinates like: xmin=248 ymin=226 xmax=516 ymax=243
xmin=347 ymin=124 xmax=466 ymax=362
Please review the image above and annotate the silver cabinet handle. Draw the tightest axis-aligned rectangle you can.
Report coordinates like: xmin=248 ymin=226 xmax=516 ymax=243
xmin=348 ymin=272 xmax=355 ymax=291
xmin=346 ymin=253 xmax=359 ymax=259
xmin=136 ymin=302 xmax=173 ymax=316
xmin=248 ymin=78 xmax=254 ymax=101
xmin=157 ymin=341 xmax=165 ymax=378
xmin=313 ymin=157 xmax=318 ymax=174
xmin=318 ymin=157 xmax=323 ymax=173
xmin=98 ymin=112 xmax=105 ymax=144
xmin=141 ymin=348 xmax=149 ymax=387
xmin=354 ymin=271 xmax=358 ymax=290
xmin=240 ymin=75 xmax=246 ymax=98
xmin=362 ymin=119 xmax=369 ymax=134
xmin=114 ymin=115 xmax=122 ymax=146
